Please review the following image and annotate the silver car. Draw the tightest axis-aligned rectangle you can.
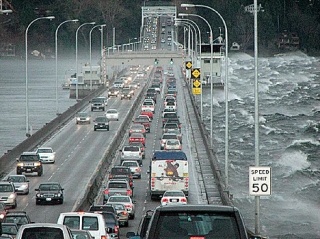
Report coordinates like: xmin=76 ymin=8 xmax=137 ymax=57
xmin=0 ymin=182 xmax=17 ymax=209
xmin=5 ymin=175 xmax=29 ymax=195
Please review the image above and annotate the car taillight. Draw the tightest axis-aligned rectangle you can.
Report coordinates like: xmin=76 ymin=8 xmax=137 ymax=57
xmin=101 ymin=236 xmax=108 ymax=239
xmin=125 ymin=204 xmax=132 ymax=209
xmin=104 ymin=189 xmax=109 ymax=194
xmin=181 ymin=198 xmax=187 ymax=203
xmin=161 ymin=198 xmax=169 ymax=203
xmin=127 ymin=189 xmax=132 ymax=196
xmin=114 ymin=225 xmax=119 ymax=234
xmin=135 ymin=167 xmax=141 ymax=172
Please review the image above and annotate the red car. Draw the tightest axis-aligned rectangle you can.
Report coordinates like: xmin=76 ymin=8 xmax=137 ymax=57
xmin=129 ymin=133 xmax=146 ymax=146
xmin=140 ymin=110 xmax=154 ymax=120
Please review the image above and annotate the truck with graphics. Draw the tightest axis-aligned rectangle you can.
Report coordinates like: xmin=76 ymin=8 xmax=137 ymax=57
xmin=149 ymin=150 xmax=188 ymax=200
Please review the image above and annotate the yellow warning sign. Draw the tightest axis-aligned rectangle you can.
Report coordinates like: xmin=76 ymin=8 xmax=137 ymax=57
xmin=192 ymin=78 xmax=201 ymax=95
xmin=193 ymin=79 xmax=201 ymax=88
xmin=186 ymin=61 xmax=192 ymax=69
xmin=192 ymin=88 xmax=201 ymax=95
xmin=191 ymin=68 xmax=200 ymax=79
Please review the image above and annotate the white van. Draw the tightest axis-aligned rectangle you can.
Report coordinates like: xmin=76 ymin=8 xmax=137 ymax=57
xmin=57 ymin=212 xmax=109 ymax=239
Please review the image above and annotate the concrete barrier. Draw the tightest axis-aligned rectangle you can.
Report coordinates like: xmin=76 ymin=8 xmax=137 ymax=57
xmin=73 ymin=69 xmax=154 ymax=211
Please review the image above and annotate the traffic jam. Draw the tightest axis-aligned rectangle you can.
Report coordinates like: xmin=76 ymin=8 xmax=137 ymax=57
xmin=0 ymin=65 xmax=188 ymax=239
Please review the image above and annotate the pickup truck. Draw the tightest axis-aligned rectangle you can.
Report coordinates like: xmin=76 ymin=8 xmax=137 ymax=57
xmin=144 ymin=205 xmax=250 ymax=239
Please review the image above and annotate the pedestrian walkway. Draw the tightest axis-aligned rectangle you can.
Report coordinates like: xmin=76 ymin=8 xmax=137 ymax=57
xmin=180 ymin=73 xmax=223 ymax=205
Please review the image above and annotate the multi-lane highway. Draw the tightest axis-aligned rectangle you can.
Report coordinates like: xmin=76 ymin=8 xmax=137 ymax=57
xmin=2 ymin=64 xmax=222 ymax=238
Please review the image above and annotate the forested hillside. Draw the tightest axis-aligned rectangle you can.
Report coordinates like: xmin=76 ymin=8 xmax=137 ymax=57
xmin=0 ymin=0 xmax=319 ymax=55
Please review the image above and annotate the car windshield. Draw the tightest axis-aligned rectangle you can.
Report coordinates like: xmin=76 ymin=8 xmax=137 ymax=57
xmin=107 ymin=110 xmax=117 ymax=114
xmin=2 ymin=224 xmax=18 ymax=235
xmin=96 ymin=117 xmax=108 ymax=122
xmin=37 ymin=148 xmax=52 ymax=153
xmin=164 ymin=113 xmax=177 ymax=118
xmin=162 ymin=134 xmax=177 ymax=140
xmin=122 ymin=162 xmax=138 ymax=167
xmin=19 ymin=155 xmax=38 ymax=161
xmin=108 ymin=182 xmax=127 ymax=188
xmin=0 ymin=184 xmax=14 ymax=192
xmin=92 ymin=98 xmax=104 ymax=103
xmin=143 ymin=101 xmax=154 ymax=106
xmin=38 ymin=184 xmax=60 ymax=191
xmin=111 ymin=168 xmax=130 ymax=175
xmin=123 ymin=146 xmax=139 ymax=151
xmin=21 ymin=227 xmax=64 ymax=239
xmin=156 ymin=212 xmax=240 ymax=238
xmin=109 ymin=204 xmax=125 ymax=211
xmin=7 ymin=176 xmax=25 ymax=182
xmin=108 ymin=196 xmax=130 ymax=202
xmin=164 ymin=191 xmax=184 ymax=197
xmin=166 ymin=140 xmax=179 ymax=146
xmin=78 ymin=112 xmax=88 ymax=117
xmin=130 ymin=133 xmax=143 ymax=138
xmin=131 ymin=125 xmax=144 ymax=130
xmin=4 ymin=216 xmax=29 ymax=225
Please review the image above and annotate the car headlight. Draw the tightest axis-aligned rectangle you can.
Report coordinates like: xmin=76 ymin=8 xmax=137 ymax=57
xmin=20 ymin=184 xmax=28 ymax=189
xmin=9 ymin=193 xmax=16 ymax=199
xmin=86 ymin=117 xmax=90 ymax=121
xmin=34 ymin=162 xmax=41 ymax=166
xmin=17 ymin=162 xmax=24 ymax=167
xmin=76 ymin=117 xmax=81 ymax=121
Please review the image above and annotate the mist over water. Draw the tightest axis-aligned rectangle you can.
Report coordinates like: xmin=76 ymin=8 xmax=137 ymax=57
xmin=198 ymin=51 xmax=320 ymax=238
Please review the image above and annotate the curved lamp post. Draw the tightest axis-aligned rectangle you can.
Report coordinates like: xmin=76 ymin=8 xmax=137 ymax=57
xmin=176 ymin=18 xmax=203 ymax=118
xmin=25 ymin=16 xmax=55 ymax=137
xmin=75 ymin=21 xmax=95 ymax=100
xmin=89 ymin=24 xmax=106 ymax=90
xmin=181 ymin=3 xmax=230 ymax=191
xmin=55 ymin=19 xmax=78 ymax=115
xmin=179 ymin=13 xmax=213 ymax=148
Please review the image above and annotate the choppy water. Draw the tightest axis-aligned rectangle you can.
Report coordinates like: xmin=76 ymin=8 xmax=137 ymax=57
xmin=198 ymin=51 xmax=320 ymax=238
xmin=0 ymin=57 xmax=76 ymax=156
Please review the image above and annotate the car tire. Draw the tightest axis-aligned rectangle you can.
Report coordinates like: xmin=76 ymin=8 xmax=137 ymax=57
xmin=124 ymin=221 xmax=129 ymax=227
xmin=94 ymin=128 xmax=96 ymax=131
xmin=130 ymin=214 xmax=135 ymax=220
xmin=36 ymin=200 xmax=40 ymax=205
xmin=38 ymin=171 xmax=42 ymax=176
xmin=60 ymin=199 xmax=64 ymax=204
xmin=107 ymin=128 xmax=109 ymax=131
xmin=16 ymin=170 xmax=21 ymax=175
xmin=12 ymin=201 xmax=17 ymax=209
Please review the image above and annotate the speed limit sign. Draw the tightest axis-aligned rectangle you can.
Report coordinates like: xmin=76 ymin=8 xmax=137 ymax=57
xmin=249 ymin=166 xmax=271 ymax=196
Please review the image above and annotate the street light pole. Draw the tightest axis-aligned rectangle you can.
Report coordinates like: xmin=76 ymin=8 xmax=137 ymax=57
xmin=181 ymin=3 xmax=230 ymax=190
xmin=25 ymin=16 xmax=55 ymax=137
xmin=75 ymin=21 xmax=95 ymax=100
xmin=55 ymin=19 xmax=78 ymax=115
xmin=179 ymin=13 xmax=214 ymax=147
xmin=89 ymin=24 xmax=106 ymax=91
xmin=176 ymin=18 xmax=203 ymax=119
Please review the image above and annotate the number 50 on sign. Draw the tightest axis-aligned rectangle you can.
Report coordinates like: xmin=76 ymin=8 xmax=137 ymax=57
xmin=249 ymin=166 xmax=271 ymax=196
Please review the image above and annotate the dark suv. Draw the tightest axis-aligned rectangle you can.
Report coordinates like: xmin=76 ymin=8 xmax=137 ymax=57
xmin=94 ymin=116 xmax=109 ymax=131
xmin=90 ymin=97 xmax=106 ymax=111
xmin=2 ymin=211 xmax=32 ymax=229
xmin=16 ymin=152 xmax=43 ymax=176
xmin=35 ymin=182 xmax=64 ymax=205
xmin=109 ymin=166 xmax=133 ymax=188
xmin=126 ymin=210 xmax=153 ymax=239
xmin=144 ymin=205 xmax=249 ymax=239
